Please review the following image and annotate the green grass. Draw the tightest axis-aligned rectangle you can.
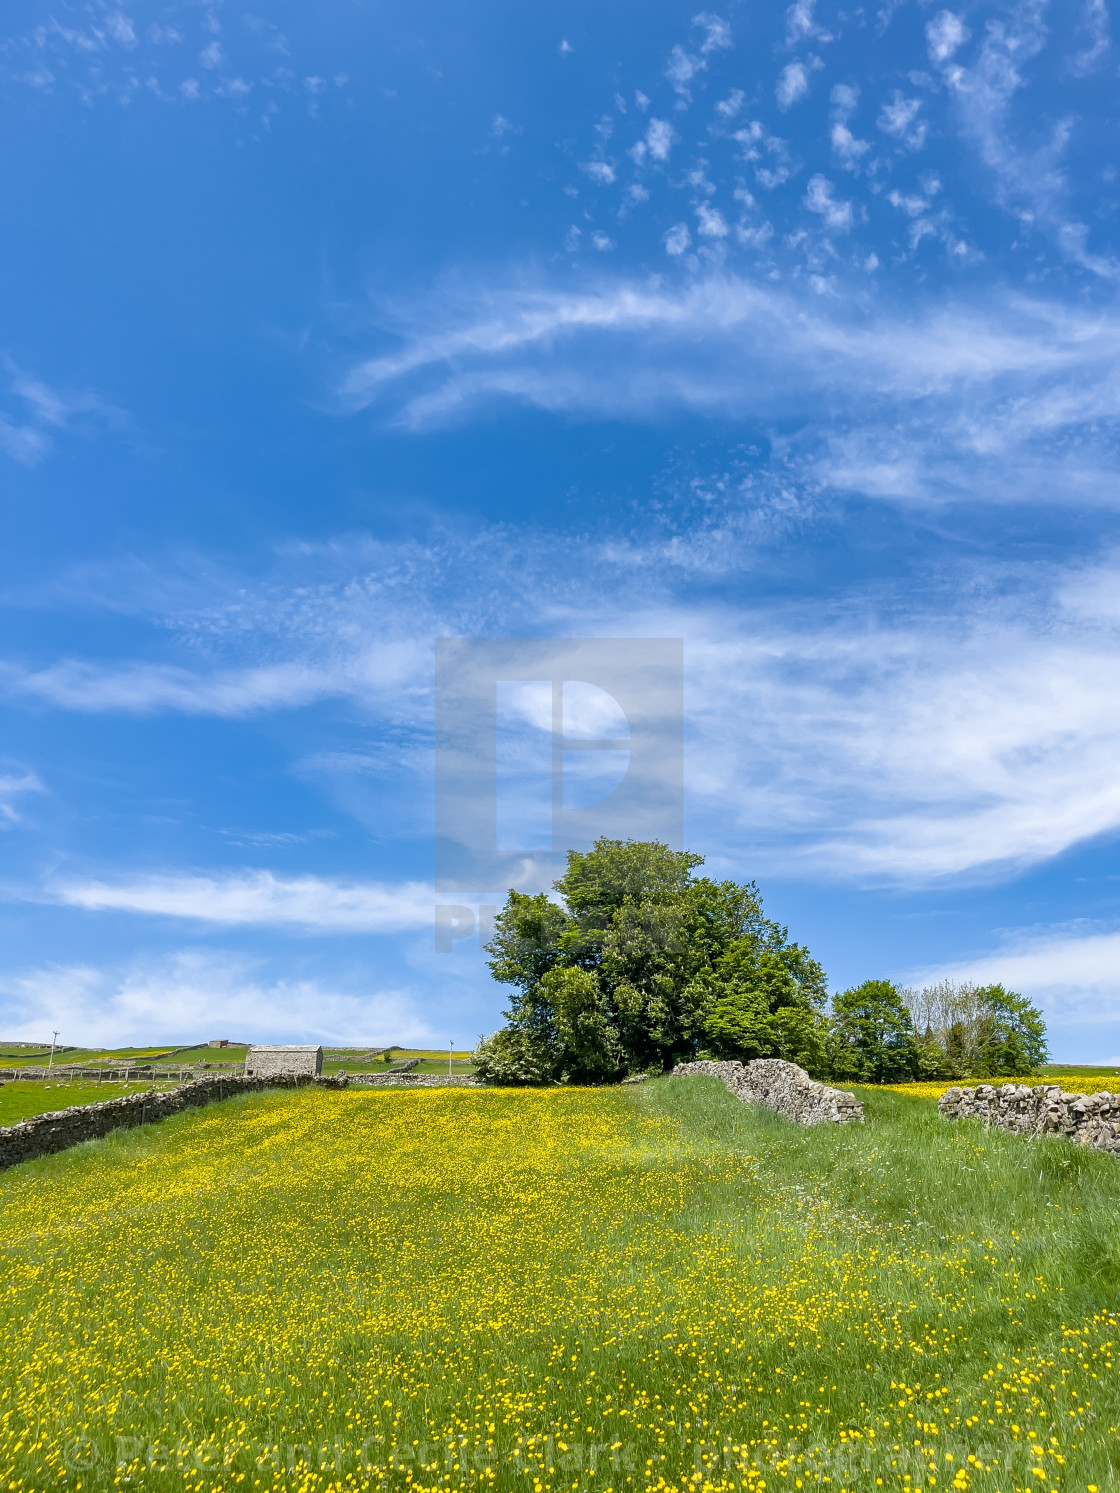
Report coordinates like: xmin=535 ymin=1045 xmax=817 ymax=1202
xmin=1040 ymin=1066 xmax=1120 ymax=1081
xmin=0 ymin=1046 xmax=186 ymax=1069
xmin=1 ymin=1078 xmax=1119 ymax=1491
xmin=0 ymin=1080 xmax=182 ymax=1126
xmin=321 ymin=1057 xmax=478 ymax=1075
xmin=0 ymin=1044 xmax=477 ymax=1072
xmin=154 ymin=1043 xmax=249 ymax=1060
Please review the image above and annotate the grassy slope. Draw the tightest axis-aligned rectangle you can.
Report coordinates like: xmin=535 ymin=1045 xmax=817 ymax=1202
xmin=321 ymin=1058 xmax=478 ymax=1075
xmin=0 ymin=1081 xmax=182 ymax=1126
xmin=0 ymin=1046 xmax=476 ymax=1073
xmin=0 ymin=1079 xmax=1118 ymax=1491
xmin=0 ymin=1047 xmax=195 ymax=1070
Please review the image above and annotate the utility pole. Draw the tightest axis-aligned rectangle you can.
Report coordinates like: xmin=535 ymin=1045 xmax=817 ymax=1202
xmin=48 ymin=1031 xmax=59 ymax=1070
xmin=448 ymin=1039 xmax=454 ymax=1077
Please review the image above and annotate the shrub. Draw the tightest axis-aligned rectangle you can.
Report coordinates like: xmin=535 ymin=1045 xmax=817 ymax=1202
xmin=472 ymin=1027 xmax=555 ymax=1086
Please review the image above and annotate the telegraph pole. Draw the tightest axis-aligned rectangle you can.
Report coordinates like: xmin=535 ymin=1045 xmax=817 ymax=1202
xmin=48 ymin=1031 xmax=59 ymax=1069
xmin=448 ymin=1039 xmax=454 ymax=1077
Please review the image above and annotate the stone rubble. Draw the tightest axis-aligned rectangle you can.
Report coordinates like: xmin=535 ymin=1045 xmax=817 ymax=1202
xmin=672 ymin=1058 xmax=864 ymax=1125
xmin=938 ymin=1082 xmax=1120 ymax=1155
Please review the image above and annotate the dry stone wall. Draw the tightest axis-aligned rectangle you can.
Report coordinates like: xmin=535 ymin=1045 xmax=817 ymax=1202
xmin=0 ymin=1072 xmax=348 ymax=1172
xmin=672 ymin=1058 xmax=864 ymax=1125
xmin=939 ymin=1083 xmax=1120 ymax=1156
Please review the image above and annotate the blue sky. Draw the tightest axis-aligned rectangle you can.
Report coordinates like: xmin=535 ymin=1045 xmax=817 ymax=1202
xmin=2 ymin=0 xmax=1120 ymax=1057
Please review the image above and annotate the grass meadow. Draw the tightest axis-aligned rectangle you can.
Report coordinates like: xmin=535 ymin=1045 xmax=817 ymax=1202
xmin=0 ymin=1083 xmax=184 ymax=1126
xmin=2 ymin=1079 xmax=1119 ymax=1492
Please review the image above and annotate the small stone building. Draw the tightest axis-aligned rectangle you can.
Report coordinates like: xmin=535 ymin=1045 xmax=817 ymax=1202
xmin=244 ymin=1044 xmax=323 ymax=1078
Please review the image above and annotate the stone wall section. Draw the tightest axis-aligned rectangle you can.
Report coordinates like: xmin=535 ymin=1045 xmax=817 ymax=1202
xmin=672 ymin=1058 xmax=864 ymax=1125
xmin=939 ymin=1083 xmax=1120 ymax=1156
xmin=0 ymin=1072 xmax=347 ymax=1172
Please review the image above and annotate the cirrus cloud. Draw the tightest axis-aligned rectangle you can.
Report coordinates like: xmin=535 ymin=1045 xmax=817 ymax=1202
xmin=48 ymin=870 xmax=436 ymax=933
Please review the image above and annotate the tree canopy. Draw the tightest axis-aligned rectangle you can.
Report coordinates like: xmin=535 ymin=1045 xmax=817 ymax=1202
xmin=901 ymin=980 xmax=1048 ymax=1079
xmin=473 ymin=839 xmax=1049 ymax=1087
xmin=477 ymin=838 xmax=829 ymax=1084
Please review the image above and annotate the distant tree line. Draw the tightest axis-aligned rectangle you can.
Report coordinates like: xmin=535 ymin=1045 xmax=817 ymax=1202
xmin=473 ymin=839 xmax=1048 ymax=1086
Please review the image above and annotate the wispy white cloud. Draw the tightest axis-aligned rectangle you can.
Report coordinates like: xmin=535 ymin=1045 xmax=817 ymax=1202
xmin=564 ymin=0 xmax=1112 ymax=288
xmin=645 ymin=118 xmax=674 ymax=162
xmin=695 ymin=202 xmax=729 ymax=238
xmin=828 ymin=85 xmax=869 ymax=171
xmin=1069 ymin=0 xmax=1111 ymax=74
xmin=733 ymin=120 xmax=797 ymax=190
xmin=1 ymin=1 xmax=341 ymax=118
xmin=831 ymin=122 xmax=870 ymax=167
xmin=693 ymin=14 xmax=733 ymax=54
xmin=664 ymin=223 xmax=692 ymax=255
xmin=7 ymin=659 xmax=341 ymax=715
xmin=926 ymin=10 xmax=970 ymax=64
xmin=0 ymin=416 xmax=47 ymax=466
xmin=580 ymin=158 xmax=616 ymax=185
xmin=674 ymin=569 xmax=1120 ymax=882
xmin=903 ymin=924 xmax=1120 ymax=1026
xmin=876 ymin=91 xmax=926 ymax=149
xmin=786 ymin=0 xmax=826 ymax=44
xmin=0 ymin=767 xmax=45 ymax=826
xmin=666 ymin=45 xmax=703 ymax=96
xmin=0 ymin=949 xmax=438 ymax=1046
xmin=7 ymin=261 xmax=1120 ymax=894
xmin=776 ymin=61 xmax=810 ymax=108
xmin=714 ymin=88 xmax=744 ymax=121
xmin=937 ymin=2 xmax=1119 ymax=278
xmin=664 ymin=12 xmax=732 ymax=99
xmin=48 ymin=870 xmax=436 ymax=932
xmin=0 ymin=359 xmax=121 ymax=466
xmin=20 ymin=523 xmax=1120 ymax=887
xmin=5 ymin=634 xmax=425 ymax=716
xmin=804 ymin=174 xmax=852 ymax=228
xmin=336 ymin=274 xmax=1120 ymax=484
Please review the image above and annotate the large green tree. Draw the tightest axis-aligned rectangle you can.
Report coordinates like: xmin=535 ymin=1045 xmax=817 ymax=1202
xmin=971 ymin=985 xmax=1049 ymax=1076
xmin=477 ymin=838 xmax=830 ymax=1084
xmin=830 ymin=979 xmax=919 ymax=1083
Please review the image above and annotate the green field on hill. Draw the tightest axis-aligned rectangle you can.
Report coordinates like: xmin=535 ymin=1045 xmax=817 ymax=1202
xmin=0 ymin=1043 xmax=478 ymax=1074
xmin=0 ymin=1080 xmax=184 ymax=1126
xmin=2 ymin=1077 xmax=1120 ymax=1491
xmin=322 ymin=1058 xmax=478 ymax=1075
xmin=0 ymin=1046 xmax=179 ymax=1069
